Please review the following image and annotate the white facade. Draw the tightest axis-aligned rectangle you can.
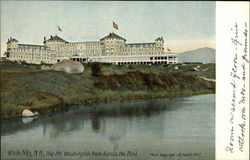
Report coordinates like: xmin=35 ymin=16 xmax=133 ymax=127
xmin=6 ymin=33 xmax=178 ymax=65
xmin=6 ymin=38 xmax=56 ymax=64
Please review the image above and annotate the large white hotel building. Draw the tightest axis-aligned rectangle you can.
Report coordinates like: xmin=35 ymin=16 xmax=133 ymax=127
xmin=6 ymin=33 xmax=177 ymax=65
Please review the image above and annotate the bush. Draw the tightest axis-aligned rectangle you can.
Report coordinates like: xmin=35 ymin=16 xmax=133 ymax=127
xmin=93 ymin=80 xmax=108 ymax=90
xmin=91 ymin=63 xmax=102 ymax=77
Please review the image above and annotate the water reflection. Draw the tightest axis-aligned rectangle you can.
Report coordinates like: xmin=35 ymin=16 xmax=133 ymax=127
xmin=1 ymin=95 xmax=215 ymax=160
xmin=1 ymin=98 xmax=179 ymax=137
xmin=91 ymin=116 xmax=101 ymax=132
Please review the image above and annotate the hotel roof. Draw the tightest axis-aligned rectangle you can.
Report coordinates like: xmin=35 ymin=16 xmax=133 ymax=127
xmin=100 ymin=32 xmax=126 ymax=41
xmin=7 ymin=38 xmax=18 ymax=43
xmin=155 ymin=37 xmax=164 ymax=42
xmin=45 ymin=35 xmax=68 ymax=43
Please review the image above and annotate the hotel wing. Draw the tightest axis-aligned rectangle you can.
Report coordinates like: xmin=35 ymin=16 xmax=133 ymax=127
xmin=6 ymin=33 xmax=177 ymax=65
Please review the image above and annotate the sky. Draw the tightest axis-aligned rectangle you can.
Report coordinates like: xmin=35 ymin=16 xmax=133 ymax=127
xmin=0 ymin=1 xmax=215 ymax=56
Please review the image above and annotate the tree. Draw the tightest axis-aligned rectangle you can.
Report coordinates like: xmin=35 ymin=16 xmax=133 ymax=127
xmin=4 ymin=51 xmax=10 ymax=57
xmin=91 ymin=63 xmax=102 ymax=77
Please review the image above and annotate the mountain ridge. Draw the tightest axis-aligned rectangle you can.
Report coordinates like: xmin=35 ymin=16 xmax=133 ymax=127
xmin=175 ymin=47 xmax=215 ymax=64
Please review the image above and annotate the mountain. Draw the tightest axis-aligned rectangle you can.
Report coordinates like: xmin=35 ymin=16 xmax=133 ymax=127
xmin=176 ymin=47 xmax=215 ymax=64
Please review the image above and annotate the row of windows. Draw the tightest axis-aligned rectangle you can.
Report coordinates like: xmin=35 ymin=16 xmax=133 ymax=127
xmin=10 ymin=56 xmax=50 ymax=60
xmin=11 ymin=51 xmax=50 ymax=55
xmin=101 ymin=51 xmax=163 ymax=56
xmin=52 ymin=45 xmax=162 ymax=50
xmin=54 ymin=47 xmax=159 ymax=54
xmin=57 ymin=50 xmax=102 ymax=54
xmin=10 ymin=52 xmax=51 ymax=57
xmin=61 ymin=43 xmax=100 ymax=47
xmin=67 ymin=42 xmax=100 ymax=46
xmin=12 ymin=49 xmax=48 ymax=52
xmin=118 ymin=61 xmax=172 ymax=65
xmin=122 ymin=48 xmax=156 ymax=52
xmin=103 ymin=39 xmax=124 ymax=41
xmin=47 ymin=41 xmax=64 ymax=44
xmin=55 ymin=46 xmax=102 ymax=50
xmin=10 ymin=54 xmax=50 ymax=57
xmin=126 ymin=44 xmax=155 ymax=48
xmin=150 ymin=56 xmax=176 ymax=60
xmin=105 ymin=45 xmax=123 ymax=48
xmin=19 ymin=46 xmax=45 ymax=50
xmin=105 ymin=41 xmax=124 ymax=44
xmin=12 ymin=51 xmax=49 ymax=55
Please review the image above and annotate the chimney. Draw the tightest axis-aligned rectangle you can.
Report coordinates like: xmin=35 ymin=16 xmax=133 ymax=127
xmin=10 ymin=37 xmax=12 ymax=40
xmin=50 ymin=35 xmax=53 ymax=39
xmin=44 ymin=36 xmax=46 ymax=42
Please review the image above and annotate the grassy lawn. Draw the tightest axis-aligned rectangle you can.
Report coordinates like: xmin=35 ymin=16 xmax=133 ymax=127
xmin=0 ymin=61 xmax=215 ymax=119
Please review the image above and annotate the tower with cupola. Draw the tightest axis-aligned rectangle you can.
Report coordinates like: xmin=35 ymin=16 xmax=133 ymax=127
xmin=7 ymin=37 xmax=18 ymax=50
xmin=155 ymin=36 xmax=164 ymax=55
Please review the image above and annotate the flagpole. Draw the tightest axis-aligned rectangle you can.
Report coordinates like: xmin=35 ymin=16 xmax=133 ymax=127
xmin=54 ymin=28 xmax=57 ymax=36
xmin=55 ymin=25 xmax=58 ymax=36
xmin=112 ymin=21 xmax=114 ymax=34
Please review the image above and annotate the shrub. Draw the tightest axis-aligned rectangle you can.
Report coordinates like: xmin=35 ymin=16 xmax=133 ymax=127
xmin=93 ymin=80 xmax=108 ymax=90
xmin=91 ymin=63 xmax=102 ymax=77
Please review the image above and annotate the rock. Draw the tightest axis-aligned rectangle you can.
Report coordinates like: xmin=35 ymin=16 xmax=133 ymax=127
xmin=22 ymin=117 xmax=35 ymax=123
xmin=34 ymin=111 xmax=39 ymax=115
xmin=51 ymin=60 xmax=84 ymax=74
xmin=203 ymin=68 xmax=209 ymax=72
xmin=41 ymin=65 xmax=50 ymax=70
xmin=193 ymin=67 xmax=199 ymax=72
xmin=200 ymin=76 xmax=216 ymax=82
xmin=22 ymin=109 xmax=38 ymax=117
xmin=174 ymin=66 xmax=179 ymax=70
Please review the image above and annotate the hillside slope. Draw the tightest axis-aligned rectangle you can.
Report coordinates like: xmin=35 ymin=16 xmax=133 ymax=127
xmin=1 ymin=61 xmax=215 ymax=118
xmin=177 ymin=47 xmax=215 ymax=64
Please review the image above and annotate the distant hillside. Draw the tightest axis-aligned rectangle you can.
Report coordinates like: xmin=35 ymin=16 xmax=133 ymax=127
xmin=177 ymin=47 xmax=215 ymax=64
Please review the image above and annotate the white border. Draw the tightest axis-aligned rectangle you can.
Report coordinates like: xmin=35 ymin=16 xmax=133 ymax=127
xmin=216 ymin=2 xmax=249 ymax=160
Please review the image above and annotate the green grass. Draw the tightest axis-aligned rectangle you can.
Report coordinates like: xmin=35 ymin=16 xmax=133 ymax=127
xmin=0 ymin=61 xmax=215 ymax=119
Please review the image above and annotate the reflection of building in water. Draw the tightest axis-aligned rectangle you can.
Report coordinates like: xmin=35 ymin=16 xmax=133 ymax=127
xmin=91 ymin=116 xmax=101 ymax=132
xmin=2 ymin=98 xmax=169 ymax=147
xmin=40 ymin=112 xmax=87 ymax=138
xmin=96 ymin=117 xmax=127 ymax=152
xmin=6 ymin=33 xmax=177 ymax=65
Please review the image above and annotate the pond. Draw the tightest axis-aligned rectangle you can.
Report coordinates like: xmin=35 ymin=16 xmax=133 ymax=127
xmin=1 ymin=94 xmax=215 ymax=160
